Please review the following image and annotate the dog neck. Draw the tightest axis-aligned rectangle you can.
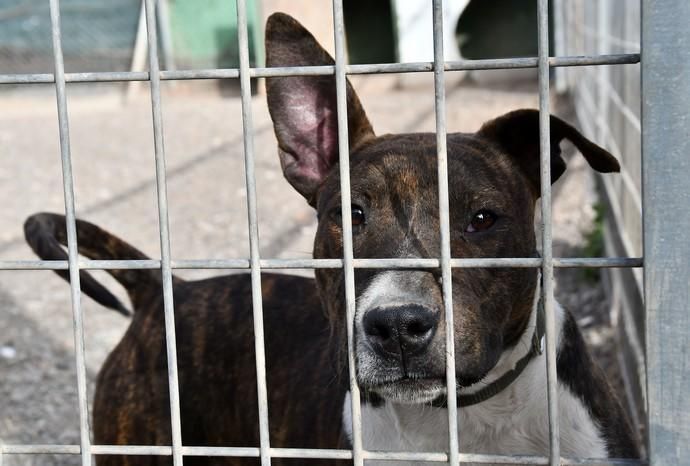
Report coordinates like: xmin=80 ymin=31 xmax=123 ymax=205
xmin=460 ymin=274 xmax=544 ymax=397
xmin=430 ymin=275 xmax=545 ymax=408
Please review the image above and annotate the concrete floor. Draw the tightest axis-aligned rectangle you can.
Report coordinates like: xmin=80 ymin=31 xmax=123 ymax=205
xmin=0 ymin=76 xmax=619 ymax=465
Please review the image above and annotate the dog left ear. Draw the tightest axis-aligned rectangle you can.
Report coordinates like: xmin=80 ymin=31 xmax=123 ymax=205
xmin=478 ymin=109 xmax=620 ymax=197
xmin=265 ymin=13 xmax=375 ymax=206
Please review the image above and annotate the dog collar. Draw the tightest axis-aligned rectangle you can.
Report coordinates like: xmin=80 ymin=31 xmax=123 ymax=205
xmin=429 ymin=286 xmax=546 ymax=409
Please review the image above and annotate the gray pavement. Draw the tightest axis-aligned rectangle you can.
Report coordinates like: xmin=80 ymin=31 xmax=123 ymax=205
xmin=0 ymin=77 xmax=619 ymax=465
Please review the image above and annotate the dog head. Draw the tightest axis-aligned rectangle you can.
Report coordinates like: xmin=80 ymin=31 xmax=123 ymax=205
xmin=265 ymin=13 xmax=619 ymax=404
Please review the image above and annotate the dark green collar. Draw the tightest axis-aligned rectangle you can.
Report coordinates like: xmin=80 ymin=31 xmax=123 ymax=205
xmin=430 ymin=287 xmax=546 ymax=409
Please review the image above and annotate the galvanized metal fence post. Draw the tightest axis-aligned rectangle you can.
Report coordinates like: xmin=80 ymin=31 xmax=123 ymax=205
xmin=236 ymin=0 xmax=272 ymax=464
xmin=537 ymin=0 xmax=561 ymax=464
xmin=48 ymin=0 xmax=92 ymax=464
xmin=142 ymin=0 xmax=185 ymax=463
xmin=331 ymin=1 xmax=365 ymax=465
xmin=430 ymin=1 xmax=460 ymax=464
xmin=641 ymin=1 xmax=690 ymax=464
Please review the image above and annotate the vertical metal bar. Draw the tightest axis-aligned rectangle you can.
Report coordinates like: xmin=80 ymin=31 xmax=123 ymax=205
xmin=537 ymin=0 xmax=561 ymax=465
xmin=431 ymin=1 xmax=460 ymax=465
xmin=641 ymin=1 xmax=690 ymax=464
xmin=47 ymin=1 xmax=92 ymax=464
xmin=126 ymin=0 xmax=148 ymax=100
xmin=157 ymin=0 xmax=176 ymax=72
xmin=331 ymin=2 xmax=364 ymax=465
xmin=596 ymin=0 xmax=610 ymax=144
xmin=236 ymin=0 xmax=271 ymax=464
xmin=142 ymin=0 xmax=184 ymax=464
xmin=553 ymin=0 xmax=567 ymax=94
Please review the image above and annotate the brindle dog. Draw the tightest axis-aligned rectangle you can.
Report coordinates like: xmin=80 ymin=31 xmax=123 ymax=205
xmin=24 ymin=11 xmax=639 ymax=466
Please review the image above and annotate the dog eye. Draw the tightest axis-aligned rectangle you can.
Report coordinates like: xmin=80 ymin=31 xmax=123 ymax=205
xmin=332 ymin=204 xmax=366 ymax=228
xmin=351 ymin=205 xmax=365 ymax=226
xmin=466 ymin=209 xmax=496 ymax=233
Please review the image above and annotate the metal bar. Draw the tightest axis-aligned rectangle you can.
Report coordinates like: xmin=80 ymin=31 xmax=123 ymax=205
xmin=537 ymin=0 xmax=561 ymax=464
xmin=596 ymin=0 xmax=611 ymax=146
xmin=552 ymin=257 xmax=642 ymax=268
xmin=431 ymin=1 xmax=460 ymax=464
xmin=0 ymin=257 xmax=645 ymax=271
xmin=142 ymin=0 xmax=184 ymax=464
xmin=93 ymin=446 xmax=172 ymax=456
xmin=47 ymin=1 xmax=92 ymax=465
xmin=0 ymin=444 xmax=649 ymax=465
xmin=235 ymin=0 xmax=271 ymax=464
xmin=553 ymin=0 xmax=567 ymax=93
xmin=2 ymin=445 xmax=82 ymax=455
xmin=156 ymin=0 xmax=175 ymax=72
xmin=0 ymin=54 xmax=641 ymax=85
xmin=125 ymin=0 xmax=148 ymax=99
xmin=641 ymin=1 xmax=690 ymax=464
xmin=331 ymin=1 xmax=363 ymax=465
xmin=267 ymin=448 xmax=351 ymax=460
xmin=182 ymin=447 xmax=259 ymax=457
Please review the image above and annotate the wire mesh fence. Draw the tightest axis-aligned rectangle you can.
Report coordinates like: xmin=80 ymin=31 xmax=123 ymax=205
xmin=0 ymin=0 xmax=139 ymax=74
xmin=3 ymin=0 xmax=686 ymax=464
xmin=555 ymin=0 xmax=646 ymax=444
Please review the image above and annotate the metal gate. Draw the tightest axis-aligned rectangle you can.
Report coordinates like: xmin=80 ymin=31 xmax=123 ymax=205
xmin=0 ymin=0 xmax=688 ymax=465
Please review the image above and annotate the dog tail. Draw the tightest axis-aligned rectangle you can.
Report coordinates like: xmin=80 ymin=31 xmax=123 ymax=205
xmin=24 ymin=212 xmax=174 ymax=316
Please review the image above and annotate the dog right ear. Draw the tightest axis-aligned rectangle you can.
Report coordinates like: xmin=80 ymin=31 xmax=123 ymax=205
xmin=265 ymin=12 xmax=375 ymax=206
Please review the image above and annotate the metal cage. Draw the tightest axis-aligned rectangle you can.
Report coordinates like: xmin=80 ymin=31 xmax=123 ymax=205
xmin=1 ymin=0 xmax=688 ymax=465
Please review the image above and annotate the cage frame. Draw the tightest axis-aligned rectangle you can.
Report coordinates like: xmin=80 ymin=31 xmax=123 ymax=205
xmin=1 ymin=0 xmax=689 ymax=465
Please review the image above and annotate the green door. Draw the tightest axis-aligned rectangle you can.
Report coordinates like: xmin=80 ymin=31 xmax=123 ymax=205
xmin=169 ymin=0 xmax=263 ymax=69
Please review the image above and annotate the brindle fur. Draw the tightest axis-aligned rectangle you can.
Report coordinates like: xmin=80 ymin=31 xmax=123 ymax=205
xmin=24 ymin=213 xmax=348 ymax=466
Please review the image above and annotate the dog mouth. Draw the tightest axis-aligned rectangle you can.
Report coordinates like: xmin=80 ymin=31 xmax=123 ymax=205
xmin=366 ymin=377 xmax=446 ymax=404
xmin=360 ymin=367 xmax=495 ymax=405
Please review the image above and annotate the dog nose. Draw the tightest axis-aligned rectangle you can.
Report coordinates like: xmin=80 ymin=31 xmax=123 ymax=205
xmin=363 ymin=305 xmax=438 ymax=357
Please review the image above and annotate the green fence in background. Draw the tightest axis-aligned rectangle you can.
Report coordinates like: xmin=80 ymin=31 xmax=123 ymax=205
xmin=0 ymin=0 xmax=262 ymax=75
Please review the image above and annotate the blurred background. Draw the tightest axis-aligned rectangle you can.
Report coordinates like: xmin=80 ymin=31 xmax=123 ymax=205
xmin=0 ymin=0 xmax=643 ymax=464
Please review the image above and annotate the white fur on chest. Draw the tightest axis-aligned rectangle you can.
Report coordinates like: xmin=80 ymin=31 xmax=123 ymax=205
xmin=342 ymin=302 xmax=607 ymax=465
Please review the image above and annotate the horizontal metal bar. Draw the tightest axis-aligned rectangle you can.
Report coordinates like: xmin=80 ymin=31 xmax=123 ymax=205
xmin=93 ymin=445 xmax=173 ymax=456
xmin=0 ymin=257 xmax=644 ymax=271
xmin=0 ymin=54 xmax=640 ymax=85
xmin=269 ymin=448 xmax=351 ymax=460
xmin=550 ymin=53 xmax=639 ymax=67
xmin=0 ymin=444 xmax=647 ymax=464
xmin=1 ymin=445 xmax=82 ymax=455
xmin=552 ymin=257 xmax=643 ymax=268
xmin=182 ymin=446 xmax=259 ymax=457
xmin=444 ymin=53 xmax=640 ymax=71
xmin=0 ymin=445 xmax=648 ymax=465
